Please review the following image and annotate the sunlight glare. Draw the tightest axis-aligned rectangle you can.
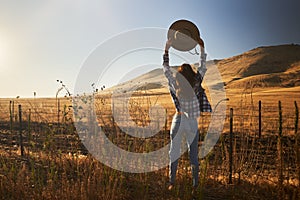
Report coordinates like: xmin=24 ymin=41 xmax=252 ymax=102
xmin=0 ymin=37 xmax=8 ymax=72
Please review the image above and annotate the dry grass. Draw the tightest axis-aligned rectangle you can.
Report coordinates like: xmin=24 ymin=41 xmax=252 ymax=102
xmin=1 ymin=44 xmax=300 ymax=199
xmin=0 ymin=83 xmax=299 ymax=199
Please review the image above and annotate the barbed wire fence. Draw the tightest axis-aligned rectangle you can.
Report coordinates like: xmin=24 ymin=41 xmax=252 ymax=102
xmin=0 ymin=96 xmax=299 ymax=198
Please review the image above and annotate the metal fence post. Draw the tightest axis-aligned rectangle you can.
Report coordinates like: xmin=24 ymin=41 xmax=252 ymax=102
xmin=18 ymin=104 xmax=24 ymax=157
xmin=229 ymin=108 xmax=233 ymax=184
xmin=258 ymin=100 xmax=262 ymax=138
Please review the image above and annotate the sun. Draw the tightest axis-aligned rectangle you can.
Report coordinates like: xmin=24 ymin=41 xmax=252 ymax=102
xmin=0 ymin=45 xmax=4 ymax=60
xmin=0 ymin=37 xmax=8 ymax=71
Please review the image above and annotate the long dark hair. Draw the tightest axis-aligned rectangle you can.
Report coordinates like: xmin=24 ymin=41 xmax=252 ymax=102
xmin=175 ymin=63 xmax=197 ymax=99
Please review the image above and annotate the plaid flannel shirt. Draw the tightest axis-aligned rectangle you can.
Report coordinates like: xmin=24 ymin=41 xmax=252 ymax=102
xmin=163 ymin=52 xmax=212 ymax=119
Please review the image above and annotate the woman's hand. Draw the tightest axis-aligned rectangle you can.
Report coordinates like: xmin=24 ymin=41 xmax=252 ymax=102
xmin=165 ymin=39 xmax=172 ymax=52
xmin=197 ymin=37 xmax=204 ymax=49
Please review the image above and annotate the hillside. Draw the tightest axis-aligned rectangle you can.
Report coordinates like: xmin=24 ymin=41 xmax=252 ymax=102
xmin=217 ymin=44 xmax=300 ymax=89
xmin=105 ymin=44 xmax=300 ymax=93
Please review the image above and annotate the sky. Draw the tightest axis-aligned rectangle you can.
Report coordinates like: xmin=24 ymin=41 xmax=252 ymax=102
xmin=0 ymin=0 xmax=300 ymax=98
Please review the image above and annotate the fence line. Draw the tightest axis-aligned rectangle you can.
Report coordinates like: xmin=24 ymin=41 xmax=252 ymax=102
xmin=0 ymin=98 xmax=299 ymax=197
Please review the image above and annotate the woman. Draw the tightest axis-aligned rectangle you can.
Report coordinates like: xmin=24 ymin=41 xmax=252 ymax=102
xmin=163 ymin=38 xmax=211 ymax=190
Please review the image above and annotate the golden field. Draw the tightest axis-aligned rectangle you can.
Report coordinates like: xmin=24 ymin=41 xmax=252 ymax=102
xmin=0 ymin=44 xmax=299 ymax=199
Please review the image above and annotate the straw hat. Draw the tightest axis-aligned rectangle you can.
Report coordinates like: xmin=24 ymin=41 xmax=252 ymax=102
xmin=167 ymin=19 xmax=203 ymax=51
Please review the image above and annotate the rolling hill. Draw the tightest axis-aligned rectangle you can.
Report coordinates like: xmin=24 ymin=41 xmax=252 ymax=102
xmin=217 ymin=44 xmax=300 ymax=89
xmin=105 ymin=44 xmax=300 ymax=94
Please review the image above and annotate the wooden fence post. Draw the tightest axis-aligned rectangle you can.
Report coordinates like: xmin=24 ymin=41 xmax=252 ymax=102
xmin=294 ymin=101 xmax=299 ymax=193
xmin=18 ymin=105 xmax=24 ymax=157
xmin=57 ymin=98 xmax=60 ymax=133
xmin=258 ymin=100 xmax=262 ymax=138
xmin=9 ymin=100 xmax=13 ymax=134
xmin=229 ymin=108 xmax=233 ymax=184
xmin=277 ymin=101 xmax=283 ymax=198
xmin=28 ymin=108 xmax=31 ymax=150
